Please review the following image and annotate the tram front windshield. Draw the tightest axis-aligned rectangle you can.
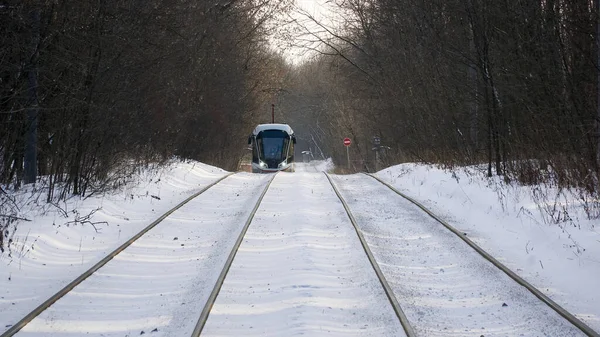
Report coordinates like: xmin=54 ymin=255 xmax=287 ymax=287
xmin=257 ymin=130 xmax=289 ymax=165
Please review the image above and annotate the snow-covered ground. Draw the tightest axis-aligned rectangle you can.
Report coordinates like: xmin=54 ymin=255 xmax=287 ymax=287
xmin=1 ymin=161 xmax=228 ymax=334
xmin=294 ymin=158 xmax=334 ymax=173
xmin=0 ymin=159 xmax=598 ymax=336
xmin=202 ymin=172 xmax=406 ymax=336
xmin=333 ymin=174 xmax=584 ymax=336
xmin=16 ymin=173 xmax=272 ymax=336
xmin=375 ymin=163 xmax=600 ymax=333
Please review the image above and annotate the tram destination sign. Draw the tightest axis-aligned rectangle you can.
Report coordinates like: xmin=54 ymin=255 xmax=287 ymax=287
xmin=343 ymin=137 xmax=351 ymax=146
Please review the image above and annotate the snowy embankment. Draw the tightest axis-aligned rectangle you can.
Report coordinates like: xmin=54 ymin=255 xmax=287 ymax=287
xmin=333 ymin=174 xmax=583 ymax=336
xmin=18 ymin=173 xmax=273 ymax=337
xmin=375 ymin=163 xmax=600 ymax=332
xmin=1 ymin=159 xmax=598 ymax=335
xmin=0 ymin=161 xmax=228 ymax=334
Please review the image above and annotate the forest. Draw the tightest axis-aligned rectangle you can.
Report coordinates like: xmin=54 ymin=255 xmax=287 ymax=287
xmin=279 ymin=0 xmax=599 ymax=219
xmin=1 ymin=0 xmax=599 ymax=243
xmin=0 ymin=0 xmax=293 ymax=198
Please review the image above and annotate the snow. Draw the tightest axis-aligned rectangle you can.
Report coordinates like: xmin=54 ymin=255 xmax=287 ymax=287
xmin=332 ymin=174 xmax=584 ymax=336
xmin=1 ymin=159 xmax=598 ymax=336
xmin=16 ymin=173 xmax=273 ymax=336
xmin=1 ymin=161 xmax=228 ymax=334
xmin=375 ymin=163 xmax=600 ymax=333
xmin=201 ymin=172 xmax=406 ymax=336
xmin=294 ymin=158 xmax=334 ymax=173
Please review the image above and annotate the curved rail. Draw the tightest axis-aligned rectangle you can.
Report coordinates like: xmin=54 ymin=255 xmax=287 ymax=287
xmin=366 ymin=173 xmax=600 ymax=337
xmin=1 ymin=173 xmax=235 ymax=337
xmin=324 ymin=172 xmax=416 ymax=337
xmin=191 ymin=172 xmax=277 ymax=336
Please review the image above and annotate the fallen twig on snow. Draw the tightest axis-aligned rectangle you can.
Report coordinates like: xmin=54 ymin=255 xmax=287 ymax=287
xmin=64 ymin=208 xmax=108 ymax=233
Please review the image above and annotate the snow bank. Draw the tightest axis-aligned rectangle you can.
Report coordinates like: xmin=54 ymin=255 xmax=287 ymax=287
xmin=294 ymin=158 xmax=334 ymax=173
xmin=376 ymin=163 xmax=600 ymax=331
xmin=0 ymin=160 xmax=228 ymax=333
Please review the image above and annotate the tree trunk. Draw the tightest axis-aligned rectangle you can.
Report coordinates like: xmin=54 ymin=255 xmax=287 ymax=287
xmin=597 ymin=0 xmax=600 ymax=168
xmin=24 ymin=8 xmax=41 ymax=185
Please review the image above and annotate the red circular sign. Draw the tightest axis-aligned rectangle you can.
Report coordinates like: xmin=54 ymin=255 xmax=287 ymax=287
xmin=343 ymin=137 xmax=351 ymax=146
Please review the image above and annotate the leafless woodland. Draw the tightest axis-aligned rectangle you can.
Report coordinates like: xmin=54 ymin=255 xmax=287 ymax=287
xmin=2 ymin=0 xmax=600 ymax=247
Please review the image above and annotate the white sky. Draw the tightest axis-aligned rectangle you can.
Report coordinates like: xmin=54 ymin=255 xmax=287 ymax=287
xmin=278 ymin=0 xmax=341 ymax=64
xmin=296 ymin=0 xmax=329 ymax=16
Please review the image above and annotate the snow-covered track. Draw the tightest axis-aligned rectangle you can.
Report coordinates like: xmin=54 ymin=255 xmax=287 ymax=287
xmin=1 ymin=173 xmax=235 ymax=337
xmin=328 ymin=174 xmax=593 ymax=336
xmin=198 ymin=172 xmax=409 ymax=336
xmin=365 ymin=173 xmax=599 ymax=337
xmin=191 ymin=172 xmax=277 ymax=336
xmin=324 ymin=172 xmax=416 ymax=337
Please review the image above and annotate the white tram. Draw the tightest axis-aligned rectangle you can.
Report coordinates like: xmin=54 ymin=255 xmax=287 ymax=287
xmin=248 ymin=124 xmax=296 ymax=173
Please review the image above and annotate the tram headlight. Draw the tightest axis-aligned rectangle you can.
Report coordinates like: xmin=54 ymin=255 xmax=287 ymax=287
xmin=259 ymin=160 xmax=267 ymax=168
xmin=278 ymin=160 xmax=287 ymax=169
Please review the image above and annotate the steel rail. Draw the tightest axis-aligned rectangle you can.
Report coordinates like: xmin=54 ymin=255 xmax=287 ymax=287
xmin=366 ymin=172 xmax=600 ymax=337
xmin=191 ymin=172 xmax=277 ymax=336
xmin=324 ymin=172 xmax=416 ymax=337
xmin=1 ymin=172 xmax=235 ymax=337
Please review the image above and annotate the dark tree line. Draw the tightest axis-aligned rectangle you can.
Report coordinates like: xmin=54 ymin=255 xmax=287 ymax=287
xmin=0 ymin=0 xmax=290 ymax=199
xmin=287 ymin=0 xmax=600 ymax=212
xmin=0 ymin=0 xmax=291 ymax=248
xmin=3 ymin=0 xmax=600 ymax=219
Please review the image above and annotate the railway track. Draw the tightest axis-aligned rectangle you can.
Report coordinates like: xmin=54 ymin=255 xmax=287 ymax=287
xmin=329 ymin=173 xmax=598 ymax=337
xmin=196 ymin=172 xmax=409 ymax=336
xmin=197 ymin=172 xmax=596 ymax=336
xmin=364 ymin=173 xmax=599 ymax=337
xmin=1 ymin=172 xmax=274 ymax=337
xmin=191 ymin=172 xmax=276 ymax=335
xmin=324 ymin=173 xmax=415 ymax=337
xmin=3 ymin=171 xmax=597 ymax=336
